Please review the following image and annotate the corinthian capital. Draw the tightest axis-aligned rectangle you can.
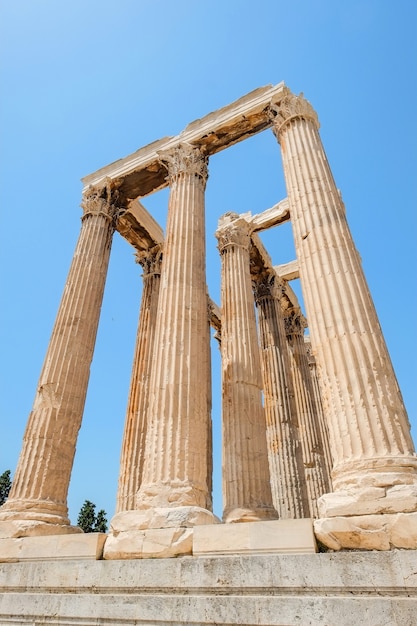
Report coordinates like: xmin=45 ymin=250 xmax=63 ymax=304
xmin=270 ymin=89 xmax=319 ymax=139
xmin=158 ymin=143 xmax=208 ymax=187
xmin=136 ymin=244 xmax=163 ymax=276
xmin=252 ymin=270 xmax=285 ymax=303
xmin=81 ymin=178 xmax=125 ymax=222
xmin=215 ymin=214 xmax=251 ymax=253
xmin=284 ymin=306 xmax=308 ymax=337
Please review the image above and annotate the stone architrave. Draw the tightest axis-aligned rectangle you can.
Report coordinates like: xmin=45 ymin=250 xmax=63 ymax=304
xmin=0 ymin=180 xmax=121 ymax=538
xmin=131 ymin=143 xmax=217 ymax=527
xmin=115 ymin=245 xmax=163 ymax=514
xmin=253 ymin=270 xmax=308 ymax=519
xmin=271 ymin=90 xmax=417 ymax=548
xmin=283 ymin=305 xmax=331 ymax=518
xmin=304 ymin=336 xmax=333 ymax=481
xmin=216 ymin=214 xmax=277 ymax=523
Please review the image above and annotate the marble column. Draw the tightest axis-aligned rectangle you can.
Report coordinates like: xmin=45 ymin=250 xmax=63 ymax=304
xmin=253 ymin=270 xmax=308 ymax=519
xmin=216 ymin=214 xmax=277 ymax=523
xmin=283 ymin=305 xmax=331 ymax=518
xmin=134 ymin=143 xmax=216 ymax=524
xmin=0 ymin=180 xmax=120 ymax=537
xmin=304 ymin=336 xmax=333 ymax=482
xmin=115 ymin=245 xmax=162 ymax=514
xmin=271 ymin=89 xmax=417 ymax=549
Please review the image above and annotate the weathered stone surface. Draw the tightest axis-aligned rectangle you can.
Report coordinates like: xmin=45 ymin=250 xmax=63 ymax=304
xmin=4 ymin=84 xmax=417 ymax=558
xmin=314 ymin=511 xmax=417 ymax=550
xmin=0 ymin=552 xmax=416 ymax=625
xmin=110 ymin=506 xmax=219 ymax=532
xmin=216 ymin=214 xmax=277 ymax=523
xmin=103 ymin=527 xmax=193 ymax=559
xmin=318 ymin=484 xmax=417 ymax=517
xmin=0 ymin=519 xmax=82 ymax=540
xmin=0 ymin=533 xmax=106 ymax=562
xmin=193 ymin=519 xmax=316 ymax=556
xmin=271 ymin=88 xmax=417 ymax=546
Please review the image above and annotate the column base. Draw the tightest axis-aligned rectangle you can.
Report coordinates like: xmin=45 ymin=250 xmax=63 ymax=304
xmin=0 ymin=519 xmax=82 ymax=539
xmin=104 ymin=506 xmax=220 ymax=559
xmin=314 ymin=511 xmax=417 ymax=551
xmin=223 ymin=506 xmax=278 ymax=523
xmin=318 ymin=483 xmax=417 ymax=517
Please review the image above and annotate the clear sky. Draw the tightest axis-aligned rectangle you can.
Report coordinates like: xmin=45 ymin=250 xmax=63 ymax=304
xmin=1 ymin=0 xmax=416 ymax=524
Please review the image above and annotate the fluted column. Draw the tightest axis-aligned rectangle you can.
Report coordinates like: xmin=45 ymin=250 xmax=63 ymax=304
xmin=135 ymin=143 xmax=215 ymax=523
xmin=253 ymin=271 xmax=308 ymax=519
xmin=216 ymin=214 xmax=277 ymax=523
xmin=283 ymin=306 xmax=331 ymax=518
xmin=115 ymin=245 xmax=162 ymax=513
xmin=304 ymin=336 xmax=333 ymax=481
xmin=271 ymin=90 xmax=417 ymax=548
xmin=0 ymin=180 xmax=120 ymax=536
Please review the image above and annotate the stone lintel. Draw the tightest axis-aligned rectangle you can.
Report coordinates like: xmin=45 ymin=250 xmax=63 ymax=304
xmin=193 ymin=519 xmax=317 ymax=556
xmin=274 ymin=258 xmax=299 ymax=281
xmin=81 ymin=83 xmax=286 ymax=198
xmin=0 ymin=533 xmax=106 ymax=562
xmin=249 ymin=198 xmax=290 ymax=232
xmin=209 ymin=298 xmax=221 ymax=333
xmin=116 ymin=198 xmax=164 ymax=251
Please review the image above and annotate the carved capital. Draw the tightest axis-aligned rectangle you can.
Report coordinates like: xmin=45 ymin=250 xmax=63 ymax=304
xmin=284 ymin=307 xmax=307 ymax=337
xmin=216 ymin=216 xmax=251 ymax=253
xmin=252 ymin=271 xmax=284 ymax=303
xmin=158 ymin=143 xmax=208 ymax=188
xmin=270 ymin=89 xmax=319 ymax=140
xmin=136 ymin=244 xmax=163 ymax=276
xmin=81 ymin=178 xmax=125 ymax=223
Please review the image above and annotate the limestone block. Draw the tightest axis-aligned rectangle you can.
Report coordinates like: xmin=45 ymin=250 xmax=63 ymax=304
xmin=314 ymin=511 xmax=417 ymax=551
xmin=1 ymin=552 xmax=416 ymax=625
xmin=318 ymin=484 xmax=417 ymax=517
xmin=103 ymin=527 xmax=193 ymax=559
xmin=110 ymin=506 xmax=219 ymax=532
xmin=0 ymin=533 xmax=106 ymax=562
xmin=193 ymin=519 xmax=317 ymax=556
xmin=0 ymin=519 xmax=82 ymax=539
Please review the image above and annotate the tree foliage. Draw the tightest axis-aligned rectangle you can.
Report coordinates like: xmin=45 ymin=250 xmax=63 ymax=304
xmin=0 ymin=470 xmax=12 ymax=506
xmin=77 ymin=499 xmax=108 ymax=533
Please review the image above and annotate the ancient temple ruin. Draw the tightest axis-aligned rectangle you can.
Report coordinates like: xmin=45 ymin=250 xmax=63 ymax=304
xmin=1 ymin=83 xmax=416 ymax=570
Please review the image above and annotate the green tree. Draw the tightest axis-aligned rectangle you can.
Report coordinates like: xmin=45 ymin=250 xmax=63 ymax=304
xmin=0 ymin=470 xmax=12 ymax=506
xmin=77 ymin=500 xmax=97 ymax=533
xmin=77 ymin=500 xmax=108 ymax=533
xmin=94 ymin=509 xmax=108 ymax=533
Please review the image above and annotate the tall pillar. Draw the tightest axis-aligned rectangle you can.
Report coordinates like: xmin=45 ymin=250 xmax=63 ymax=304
xmin=271 ymin=90 xmax=417 ymax=549
xmin=216 ymin=214 xmax=277 ymax=523
xmin=115 ymin=245 xmax=162 ymax=514
xmin=253 ymin=270 xmax=308 ymax=519
xmin=304 ymin=336 xmax=333 ymax=481
xmin=135 ymin=143 xmax=216 ymax=523
xmin=283 ymin=305 xmax=331 ymax=518
xmin=0 ymin=180 xmax=120 ymax=537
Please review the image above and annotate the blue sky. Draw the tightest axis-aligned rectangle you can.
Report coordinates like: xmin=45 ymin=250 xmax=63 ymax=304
xmin=1 ymin=0 xmax=416 ymax=523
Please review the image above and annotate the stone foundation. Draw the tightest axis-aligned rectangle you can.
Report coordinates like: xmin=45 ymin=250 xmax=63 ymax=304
xmin=0 ymin=551 xmax=415 ymax=625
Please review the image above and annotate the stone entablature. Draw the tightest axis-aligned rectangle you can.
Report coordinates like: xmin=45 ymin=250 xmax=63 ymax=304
xmin=1 ymin=83 xmax=416 ymax=556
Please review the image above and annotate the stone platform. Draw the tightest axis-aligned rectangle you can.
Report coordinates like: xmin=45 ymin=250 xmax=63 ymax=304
xmin=0 ymin=551 xmax=416 ymax=625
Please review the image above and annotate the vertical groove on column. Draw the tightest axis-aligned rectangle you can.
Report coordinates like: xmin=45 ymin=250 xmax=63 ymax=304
xmin=136 ymin=144 xmax=213 ymax=515
xmin=1 ymin=181 xmax=118 ymax=527
xmin=271 ymin=91 xmax=417 ymax=505
xmin=284 ymin=307 xmax=332 ymax=517
xmin=254 ymin=273 xmax=308 ymax=518
xmin=217 ymin=216 xmax=277 ymax=523
xmin=116 ymin=246 xmax=162 ymax=513
xmin=304 ymin=336 xmax=333 ymax=481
